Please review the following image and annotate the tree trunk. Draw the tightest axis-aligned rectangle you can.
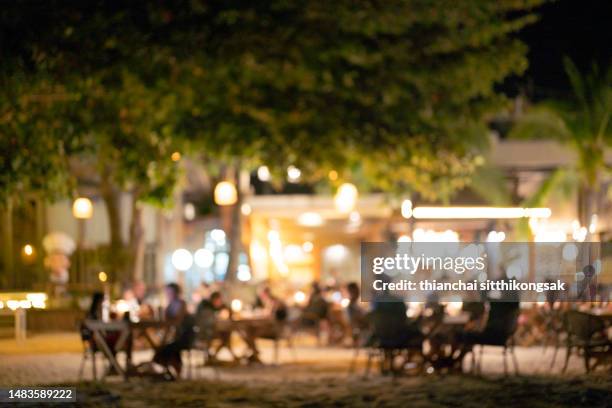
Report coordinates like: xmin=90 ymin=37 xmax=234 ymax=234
xmin=100 ymin=168 xmax=125 ymax=281
xmin=2 ymin=198 xmax=14 ymax=288
xmin=225 ymin=195 xmax=241 ymax=282
xmin=579 ymin=183 xmax=600 ymax=241
xmin=224 ymin=164 xmax=242 ymax=282
xmin=128 ymin=193 xmax=145 ymax=282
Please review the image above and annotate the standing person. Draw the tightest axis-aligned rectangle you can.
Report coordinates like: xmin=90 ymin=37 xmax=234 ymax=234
xmin=153 ymin=283 xmax=195 ymax=378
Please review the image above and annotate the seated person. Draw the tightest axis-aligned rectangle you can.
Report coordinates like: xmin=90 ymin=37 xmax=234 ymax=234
xmin=243 ymin=287 xmax=289 ymax=362
xmin=254 ymin=286 xmax=288 ymax=322
xmin=132 ymin=280 xmax=154 ymax=319
xmin=458 ymin=301 xmax=520 ymax=358
xmin=81 ymin=292 xmax=127 ymax=374
xmin=345 ymin=282 xmax=369 ymax=344
xmin=368 ymin=277 xmax=423 ymax=349
xmin=301 ymin=282 xmax=329 ymax=326
xmin=195 ymin=291 xmax=235 ymax=360
xmin=153 ymin=283 xmax=195 ymax=378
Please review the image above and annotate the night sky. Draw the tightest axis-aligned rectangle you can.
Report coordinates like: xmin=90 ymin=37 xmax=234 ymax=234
xmin=515 ymin=0 xmax=611 ymax=100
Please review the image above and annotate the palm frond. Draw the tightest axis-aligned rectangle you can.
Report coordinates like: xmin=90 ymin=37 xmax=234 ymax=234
xmin=470 ymin=164 xmax=512 ymax=206
xmin=516 ymin=168 xmax=576 ymax=239
xmin=508 ymin=107 xmax=571 ymax=141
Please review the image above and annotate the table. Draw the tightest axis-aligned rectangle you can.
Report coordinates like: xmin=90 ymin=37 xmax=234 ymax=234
xmin=214 ymin=317 xmax=277 ymax=363
xmin=424 ymin=313 xmax=471 ymax=372
xmin=83 ymin=319 xmax=173 ymax=380
xmin=130 ymin=320 xmax=173 ymax=350
xmin=82 ymin=320 xmax=131 ymax=379
xmin=215 ymin=316 xmax=273 ymax=332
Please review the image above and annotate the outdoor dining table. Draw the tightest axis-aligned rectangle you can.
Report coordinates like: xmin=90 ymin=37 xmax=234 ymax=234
xmin=83 ymin=319 xmax=174 ymax=380
xmin=214 ymin=316 xmax=274 ymax=331
xmin=213 ymin=316 xmax=277 ymax=363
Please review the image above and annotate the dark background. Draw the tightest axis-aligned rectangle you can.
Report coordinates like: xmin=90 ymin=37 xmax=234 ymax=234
xmin=514 ymin=0 xmax=611 ymax=100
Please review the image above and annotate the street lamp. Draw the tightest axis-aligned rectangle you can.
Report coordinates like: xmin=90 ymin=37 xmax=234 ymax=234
xmin=334 ymin=183 xmax=358 ymax=214
xmin=72 ymin=197 xmax=93 ymax=281
xmin=214 ymin=181 xmax=238 ymax=206
xmin=72 ymin=197 xmax=93 ymax=219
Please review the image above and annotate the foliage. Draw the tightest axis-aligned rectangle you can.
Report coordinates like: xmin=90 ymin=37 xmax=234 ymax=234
xmin=2 ymin=0 xmax=545 ymax=204
xmin=0 ymin=75 xmax=81 ymax=204
xmin=163 ymin=0 xmax=545 ymax=201
xmin=509 ymin=58 xmax=611 ymax=225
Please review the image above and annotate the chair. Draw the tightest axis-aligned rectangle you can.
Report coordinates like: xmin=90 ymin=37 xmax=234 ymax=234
xmin=192 ymin=309 xmax=217 ymax=365
xmin=362 ymin=304 xmax=424 ymax=377
xmin=78 ymin=320 xmax=106 ymax=381
xmin=347 ymin=305 xmax=371 ymax=373
xmin=78 ymin=337 xmax=101 ymax=381
xmin=562 ymin=310 xmax=611 ymax=373
xmin=463 ymin=302 xmax=520 ymax=375
xmin=542 ymin=308 xmax=565 ymax=371
xmin=257 ymin=321 xmax=296 ymax=364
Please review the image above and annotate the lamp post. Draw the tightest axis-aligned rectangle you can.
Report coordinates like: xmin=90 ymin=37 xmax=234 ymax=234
xmin=214 ymin=181 xmax=238 ymax=206
xmin=214 ymin=179 xmax=240 ymax=281
xmin=72 ymin=197 xmax=93 ymax=281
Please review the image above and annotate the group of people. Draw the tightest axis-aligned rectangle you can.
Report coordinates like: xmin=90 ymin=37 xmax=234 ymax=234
xmin=82 ymin=281 xmax=295 ymax=378
xmin=81 ymin=277 xmax=612 ymax=378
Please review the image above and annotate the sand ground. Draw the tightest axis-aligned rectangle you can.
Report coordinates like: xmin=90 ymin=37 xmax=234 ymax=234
xmin=0 ymin=333 xmax=610 ymax=407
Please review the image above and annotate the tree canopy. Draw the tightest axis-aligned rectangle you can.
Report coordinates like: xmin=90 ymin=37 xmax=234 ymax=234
xmin=1 ymin=0 xmax=545 ymax=204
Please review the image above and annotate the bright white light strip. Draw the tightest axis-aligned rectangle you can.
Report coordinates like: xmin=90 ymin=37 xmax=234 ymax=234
xmin=297 ymin=212 xmax=324 ymax=227
xmin=412 ymin=207 xmax=551 ymax=220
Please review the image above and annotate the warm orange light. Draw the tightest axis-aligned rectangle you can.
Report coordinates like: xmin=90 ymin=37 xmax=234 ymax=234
xmin=334 ymin=183 xmax=358 ymax=214
xmin=214 ymin=181 xmax=238 ymax=206
xmin=23 ymin=244 xmax=34 ymax=257
xmin=171 ymin=151 xmax=181 ymax=162
xmin=328 ymin=170 xmax=338 ymax=181
xmin=72 ymin=198 xmax=93 ymax=219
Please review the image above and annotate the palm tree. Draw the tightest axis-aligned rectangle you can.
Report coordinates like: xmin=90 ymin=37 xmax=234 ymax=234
xmin=510 ymin=58 xmax=612 ymax=238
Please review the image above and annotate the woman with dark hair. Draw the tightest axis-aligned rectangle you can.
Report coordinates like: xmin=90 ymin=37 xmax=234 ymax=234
xmin=87 ymin=292 xmax=105 ymax=320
